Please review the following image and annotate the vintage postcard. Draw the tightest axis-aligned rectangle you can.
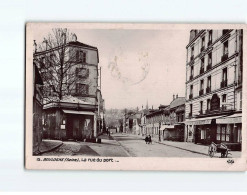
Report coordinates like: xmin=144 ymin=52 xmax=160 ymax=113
xmin=25 ymin=23 xmax=247 ymax=171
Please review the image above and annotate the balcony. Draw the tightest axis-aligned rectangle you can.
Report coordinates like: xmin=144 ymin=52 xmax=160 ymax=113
xmin=200 ymin=67 xmax=204 ymax=74
xmin=207 ymin=40 xmax=212 ymax=47
xmin=190 ymin=55 xmax=194 ymax=62
xmin=199 ymin=89 xmax=204 ymax=96
xmin=220 ymin=79 xmax=228 ymax=88
xmin=205 ymin=109 xmax=210 ymax=114
xmin=223 ymin=30 xmax=230 ymax=35
xmin=189 ymin=94 xmax=193 ymax=100
xmin=206 ymin=87 xmax=211 ymax=93
xmin=200 ymin=46 xmax=205 ymax=52
xmin=221 ymin=53 xmax=228 ymax=62
xmin=189 ymin=75 xmax=193 ymax=80
xmin=206 ymin=64 xmax=212 ymax=71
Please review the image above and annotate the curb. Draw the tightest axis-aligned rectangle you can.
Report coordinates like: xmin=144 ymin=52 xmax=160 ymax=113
xmin=110 ymin=136 xmax=133 ymax=157
xmin=152 ymin=140 xmax=208 ymax=156
xmin=35 ymin=142 xmax=63 ymax=155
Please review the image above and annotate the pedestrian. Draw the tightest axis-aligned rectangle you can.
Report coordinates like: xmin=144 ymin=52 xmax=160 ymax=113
xmin=145 ymin=135 xmax=148 ymax=144
xmin=148 ymin=135 xmax=152 ymax=144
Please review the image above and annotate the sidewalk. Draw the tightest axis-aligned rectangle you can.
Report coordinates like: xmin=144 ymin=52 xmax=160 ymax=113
xmin=123 ymin=133 xmax=241 ymax=158
xmin=36 ymin=139 xmax=63 ymax=155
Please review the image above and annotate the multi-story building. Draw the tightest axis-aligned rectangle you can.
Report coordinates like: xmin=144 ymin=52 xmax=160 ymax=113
xmin=33 ymin=63 xmax=44 ymax=154
xmin=34 ymin=33 xmax=102 ymax=141
xmin=160 ymin=95 xmax=185 ymax=141
xmin=185 ymin=29 xmax=242 ymax=150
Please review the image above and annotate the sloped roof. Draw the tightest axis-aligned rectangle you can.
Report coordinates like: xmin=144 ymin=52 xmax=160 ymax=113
xmin=170 ymin=97 xmax=185 ymax=109
xmin=67 ymin=41 xmax=98 ymax=50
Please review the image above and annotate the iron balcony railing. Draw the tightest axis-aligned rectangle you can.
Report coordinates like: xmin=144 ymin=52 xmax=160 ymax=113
xmin=221 ymin=53 xmax=228 ymax=62
xmin=206 ymin=87 xmax=211 ymax=93
xmin=207 ymin=40 xmax=212 ymax=47
xmin=199 ymin=89 xmax=204 ymax=96
xmin=200 ymin=67 xmax=204 ymax=74
xmin=190 ymin=55 xmax=194 ymax=62
xmin=200 ymin=46 xmax=205 ymax=52
xmin=220 ymin=79 xmax=228 ymax=88
xmin=206 ymin=64 xmax=212 ymax=71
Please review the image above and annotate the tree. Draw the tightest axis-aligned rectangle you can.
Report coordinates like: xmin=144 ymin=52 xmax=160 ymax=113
xmin=33 ymin=28 xmax=89 ymax=104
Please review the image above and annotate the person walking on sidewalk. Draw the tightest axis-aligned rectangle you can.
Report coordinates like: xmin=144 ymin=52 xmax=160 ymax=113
xmin=145 ymin=135 xmax=149 ymax=144
xmin=148 ymin=135 xmax=152 ymax=144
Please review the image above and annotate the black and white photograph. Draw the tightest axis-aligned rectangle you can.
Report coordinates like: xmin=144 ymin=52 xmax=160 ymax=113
xmin=26 ymin=23 xmax=246 ymax=170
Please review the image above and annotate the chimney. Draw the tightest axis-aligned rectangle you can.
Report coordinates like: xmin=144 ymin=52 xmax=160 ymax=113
xmin=173 ymin=94 xmax=175 ymax=100
xmin=176 ymin=94 xmax=178 ymax=99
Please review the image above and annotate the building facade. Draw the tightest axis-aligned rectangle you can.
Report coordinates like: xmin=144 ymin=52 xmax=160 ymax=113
xmin=33 ymin=64 xmax=44 ymax=154
xmin=34 ymin=34 xmax=102 ymax=141
xmin=185 ymin=29 xmax=243 ymax=150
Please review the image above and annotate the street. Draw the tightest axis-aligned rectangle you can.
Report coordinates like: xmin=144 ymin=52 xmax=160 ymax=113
xmin=41 ymin=133 xmax=215 ymax=157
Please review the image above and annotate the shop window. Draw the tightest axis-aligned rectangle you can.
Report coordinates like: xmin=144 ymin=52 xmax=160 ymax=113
xmin=201 ymin=129 xmax=206 ymax=139
xmin=217 ymin=125 xmax=230 ymax=142
xmin=237 ymin=126 xmax=242 ymax=143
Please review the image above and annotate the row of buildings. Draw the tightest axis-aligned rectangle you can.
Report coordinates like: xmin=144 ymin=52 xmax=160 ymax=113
xmin=123 ymin=29 xmax=243 ymax=151
xmin=32 ymin=31 xmax=105 ymax=154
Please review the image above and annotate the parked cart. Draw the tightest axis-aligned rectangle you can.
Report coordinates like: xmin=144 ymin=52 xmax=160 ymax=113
xmin=208 ymin=142 xmax=231 ymax=158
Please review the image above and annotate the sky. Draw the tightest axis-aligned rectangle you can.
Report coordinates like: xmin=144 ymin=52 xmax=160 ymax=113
xmin=34 ymin=28 xmax=189 ymax=110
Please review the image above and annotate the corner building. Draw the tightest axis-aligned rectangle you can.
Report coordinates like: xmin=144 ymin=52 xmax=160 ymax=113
xmin=185 ymin=30 xmax=243 ymax=151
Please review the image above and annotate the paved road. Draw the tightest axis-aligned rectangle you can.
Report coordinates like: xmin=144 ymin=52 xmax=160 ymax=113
xmin=41 ymin=133 xmax=207 ymax=157
xmin=112 ymin=133 xmax=207 ymax=157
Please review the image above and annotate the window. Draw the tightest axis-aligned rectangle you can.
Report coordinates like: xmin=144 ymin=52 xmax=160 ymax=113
xmin=222 ymin=68 xmax=227 ymax=82
xmin=201 ymin=129 xmax=206 ymax=139
xmin=222 ymin=94 xmax=227 ymax=110
xmin=76 ymin=83 xmax=89 ymax=95
xmin=207 ymin=76 xmax=211 ymax=88
xmin=76 ymin=50 xmax=87 ymax=62
xmin=207 ymin=99 xmax=211 ymax=110
xmin=191 ymin=46 xmax=194 ymax=56
xmin=202 ymin=37 xmax=205 ymax=47
xmin=201 ymin=58 xmax=205 ymax=67
xmin=190 ymin=85 xmax=193 ymax=94
xmin=217 ymin=125 xmax=230 ymax=142
xmin=208 ymin=52 xmax=212 ymax=65
xmin=240 ymin=91 xmax=242 ymax=110
xmin=191 ymin=66 xmax=194 ymax=77
xmin=208 ymin=30 xmax=212 ymax=43
xmin=223 ymin=41 xmax=229 ymax=55
xmin=200 ymin=80 xmax=204 ymax=90
xmin=200 ymin=101 xmax=203 ymax=113
xmin=75 ymin=68 xmax=89 ymax=79
xmin=190 ymin=104 xmax=193 ymax=114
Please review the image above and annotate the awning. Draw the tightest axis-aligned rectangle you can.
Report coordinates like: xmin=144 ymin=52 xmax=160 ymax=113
xmin=62 ymin=109 xmax=95 ymax=115
xmin=216 ymin=113 xmax=242 ymax=124
xmin=160 ymin=125 xmax=175 ymax=130
xmin=185 ymin=115 xmax=226 ymax=125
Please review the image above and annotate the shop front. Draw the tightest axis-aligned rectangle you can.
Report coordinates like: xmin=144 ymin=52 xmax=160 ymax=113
xmin=185 ymin=113 xmax=242 ymax=150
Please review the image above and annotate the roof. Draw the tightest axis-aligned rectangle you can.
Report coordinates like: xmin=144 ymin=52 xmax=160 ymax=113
xmin=67 ymin=41 xmax=98 ymax=50
xmin=170 ymin=97 xmax=185 ymax=109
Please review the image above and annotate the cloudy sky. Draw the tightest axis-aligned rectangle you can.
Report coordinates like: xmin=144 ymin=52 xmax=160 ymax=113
xmin=34 ymin=28 xmax=189 ymax=109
